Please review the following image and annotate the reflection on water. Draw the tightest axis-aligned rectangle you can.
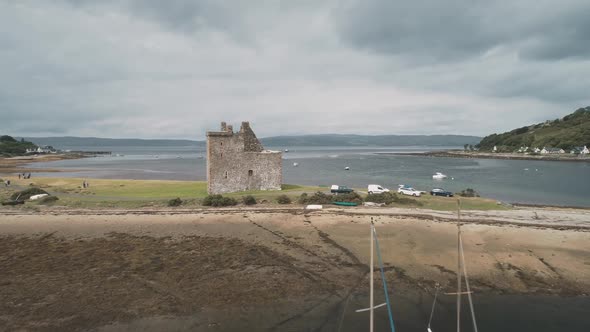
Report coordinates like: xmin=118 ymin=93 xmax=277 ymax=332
xmin=28 ymin=145 xmax=590 ymax=207
xmin=340 ymin=292 xmax=590 ymax=332
xmin=95 ymin=292 xmax=589 ymax=331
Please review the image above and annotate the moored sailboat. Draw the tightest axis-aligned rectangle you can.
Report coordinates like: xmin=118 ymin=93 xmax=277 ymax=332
xmin=426 ymin=200 xmax=479 ymax=332
xmin=355 ymin=219 xmax=396 ymax=332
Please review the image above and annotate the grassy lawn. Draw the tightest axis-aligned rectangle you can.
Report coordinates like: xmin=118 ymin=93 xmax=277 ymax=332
xmin=1 ymin=176 xmax=509 ymax=211
xmin=16 ymin=178 xmax=209 ymax=199
xmin=416 ymin=194 xmax=508 ymax=211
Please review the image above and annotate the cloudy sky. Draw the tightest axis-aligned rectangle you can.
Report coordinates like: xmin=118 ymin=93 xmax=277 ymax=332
xmin=1 ymin=0 xmax=589 ymax=139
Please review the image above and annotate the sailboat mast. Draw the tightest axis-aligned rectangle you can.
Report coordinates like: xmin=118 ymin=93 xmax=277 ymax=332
xmin=370 ymin=220 xmax=374 ymax=332
xmin=456 ymin=199 xmax=462 ymax=332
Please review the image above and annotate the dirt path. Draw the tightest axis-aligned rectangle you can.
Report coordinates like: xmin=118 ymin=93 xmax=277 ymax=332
xmin=0 ymin=211 xmax=588 ymax=331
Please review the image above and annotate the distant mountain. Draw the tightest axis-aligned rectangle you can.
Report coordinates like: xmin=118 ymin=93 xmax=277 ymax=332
xmin=260 ymin=134 xmax=481 ymax=147
xmin=23 ymin=136 xmax=203 ymax=149
xmin=477 ymin=106 xmax=590 ymax=151
xmin=22 ymin=134 xmax=482 ymax=150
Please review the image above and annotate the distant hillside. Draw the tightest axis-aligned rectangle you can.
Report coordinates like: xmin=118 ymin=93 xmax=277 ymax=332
xmin=477 ymin=106 xmax=590 ymax=151
xmin=260 ymin=134 xmax=481 ymax=147
xmin=0 ymin=135 xmax=36 ymax=157
xmin=23 ymin=135 xmax=481 ymax=149
xmin=24 ymin=137 xmax=202 ymax=149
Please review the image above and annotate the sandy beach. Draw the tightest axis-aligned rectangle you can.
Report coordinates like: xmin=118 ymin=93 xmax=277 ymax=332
xmin=0 ymin=154 xmax=86 ymax=175
xmin=0 ymin=208 xmax=588 ymax=331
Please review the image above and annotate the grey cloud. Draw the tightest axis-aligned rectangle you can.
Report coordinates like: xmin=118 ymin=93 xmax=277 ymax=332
xmin=491 ymin=65 xmax=590 ymax=103
xmin=334 ymin=0 xmax=590 ymax=62
xmin=62 ymin=0 xmax=260 ymax=42
xmin=519 ymin=11 xmax=590 ymax=60
xmin=1 ymin=1 xmax=589 ymax=139
xmin=334 ymin=0 xmax=500 ymax=61
xmin=126 ymin=0 xmax=247 ymax=38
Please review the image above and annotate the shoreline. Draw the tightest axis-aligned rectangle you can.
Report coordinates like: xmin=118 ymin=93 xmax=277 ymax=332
xmin=1 ymin=205 xmax=589 ymax=231
xmin=386 ymin=150 xmax=590 ymax=162
xmin=1 ymin=174 xmax=590 ymax=210
xmin=1 ymin=149 xmax=589 ymax=210
xmin=0 ymin=153 xmax=89 ymax=174
xmin=512 ymin=202 xmax=590 ymax=210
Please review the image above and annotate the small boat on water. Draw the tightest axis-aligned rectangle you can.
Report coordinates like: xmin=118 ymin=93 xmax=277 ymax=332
xmin=344 ymin=166 xmax=350 ymax=170
xmin=284 ymin=149 xmax=289 ymax=152
xmin=432 ymin=172 xmax=447 ymax=180
xmin=293 ymin=162 xmax=299 ymax=167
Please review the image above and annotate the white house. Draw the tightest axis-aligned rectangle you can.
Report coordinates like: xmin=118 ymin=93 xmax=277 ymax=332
xmin=25 ymin=146 xmax=55 ymax=154
xmin=40 ymin=146 xmax=56 ymax=153
xmin=541 ymin=147 xmax=565 ymax=154
xmin=517 ymin=146 xmax=529 ymax=153
xmin=533 ymin=147 xmax=541 ymax=153
xmin=25 ymin=147 xmax=41 ymax=153
xmin=493 ymin=146 xmax=497 ymax=152
xmin=571 ymin=146 xmax=589 ymax=155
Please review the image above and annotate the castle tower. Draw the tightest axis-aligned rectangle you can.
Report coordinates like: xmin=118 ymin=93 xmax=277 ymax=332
xmin=206 ymin=122 xmax=282 ymax=194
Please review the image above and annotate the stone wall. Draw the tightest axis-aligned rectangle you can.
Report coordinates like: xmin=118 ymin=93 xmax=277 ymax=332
xmin=207 ymin=122 xmax=282 ymax=194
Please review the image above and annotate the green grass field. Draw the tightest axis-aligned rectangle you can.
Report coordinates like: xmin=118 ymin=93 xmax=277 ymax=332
xmin=1 ymin=176 xmax=508 ymax=211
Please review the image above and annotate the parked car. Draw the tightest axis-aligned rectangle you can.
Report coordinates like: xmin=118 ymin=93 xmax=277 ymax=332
xmin=367 ymin=184 xmax=390 ymax=194
xmin=331 ymin=185 xmax=354 ymax=194
xmin=397 ymin=185 xmax=422 ymax=197
xmin=430 ymin=188 xmax=454 ymax=197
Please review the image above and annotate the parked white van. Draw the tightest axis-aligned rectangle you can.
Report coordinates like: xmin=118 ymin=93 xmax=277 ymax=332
xmin=367 ymin=184 xmax=390 ymax=194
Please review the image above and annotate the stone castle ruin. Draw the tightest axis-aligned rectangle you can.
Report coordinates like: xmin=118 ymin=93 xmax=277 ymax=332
xmin=206 ymin=122 xmax=282 ymax=194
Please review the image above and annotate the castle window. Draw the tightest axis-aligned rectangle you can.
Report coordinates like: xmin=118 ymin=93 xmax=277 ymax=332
xmin=225 ymin=171 xmax=228 ymax=179
xmin=248 ymin=170 xmax=253 ymax=176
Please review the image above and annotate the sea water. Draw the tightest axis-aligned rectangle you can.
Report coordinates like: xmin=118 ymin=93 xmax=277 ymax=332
xmin=28 ymin=145 xmax=590 ymax=207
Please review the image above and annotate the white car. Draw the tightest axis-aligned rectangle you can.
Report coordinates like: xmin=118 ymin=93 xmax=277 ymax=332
xmin=397 ymin=185 xmax=422 ymax=197
xmin=367 ymin=184 xmax=390 ymax=194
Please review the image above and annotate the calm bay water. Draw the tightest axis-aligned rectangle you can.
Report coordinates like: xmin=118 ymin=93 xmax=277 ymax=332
xmin=29 ymin=145 xmax=590 ymax=207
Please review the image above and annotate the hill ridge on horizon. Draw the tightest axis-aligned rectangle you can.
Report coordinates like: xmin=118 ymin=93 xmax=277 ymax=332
xmin=21 ymin=134 xmax=482 ymax=148
xmin=477 ymin=106 xmax=590 ymax=151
